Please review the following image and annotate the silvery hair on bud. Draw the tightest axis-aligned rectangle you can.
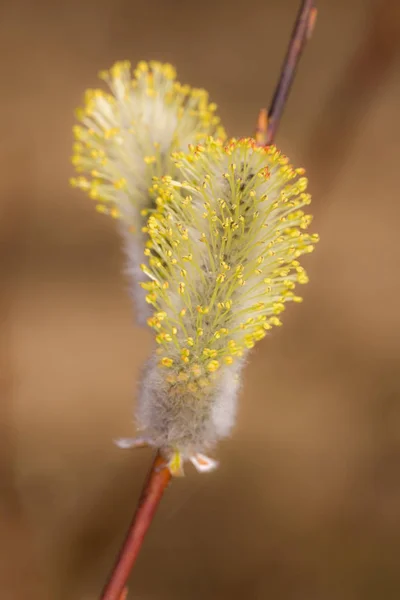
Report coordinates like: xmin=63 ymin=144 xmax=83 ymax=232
xmin=136 ymin=355 xmax=244 ymax=457
xmin=118 ymin=219 xmax=151 ymax=326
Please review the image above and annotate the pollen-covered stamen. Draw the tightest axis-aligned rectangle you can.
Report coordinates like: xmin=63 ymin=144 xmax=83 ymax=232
xmin=143 ymin=138 xmax=318 ymax=363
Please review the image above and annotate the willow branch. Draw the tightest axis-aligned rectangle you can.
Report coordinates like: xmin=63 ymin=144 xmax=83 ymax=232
xmin=100 ymin=3 xmax=318 ymax=598
xmin=256 ymin=0 xmax=317 ymax=146
xmin=100 ymin=452 xmax=171 ymax=600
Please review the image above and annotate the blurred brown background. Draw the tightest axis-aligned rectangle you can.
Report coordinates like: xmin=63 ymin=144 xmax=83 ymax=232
xmin=1 ymin=0 xmax=400 ymax=598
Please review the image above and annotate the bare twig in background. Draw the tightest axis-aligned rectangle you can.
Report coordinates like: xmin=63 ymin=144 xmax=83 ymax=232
xmin=307 ymin=0 xmax=400 ymax=192
xmin=100 ymin=2 xmax=317 ymax=597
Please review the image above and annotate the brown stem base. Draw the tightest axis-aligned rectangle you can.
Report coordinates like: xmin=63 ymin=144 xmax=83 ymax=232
xmin=100 ymin=452 xmax=171 ymax=600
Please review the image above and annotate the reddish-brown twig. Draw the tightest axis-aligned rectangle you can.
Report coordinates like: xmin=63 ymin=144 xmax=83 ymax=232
xmin=256 ymin=0 xmax=316 ymax=146
xmin=100 ymin=452 xmax=171 ymax=600
xmin=100 ymin=3 xmax=317 ymax=598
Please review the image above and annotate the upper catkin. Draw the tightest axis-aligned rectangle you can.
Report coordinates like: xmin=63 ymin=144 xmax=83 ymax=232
xmin=70 ymin=60 xmax=225 ymax=324
xmin=137 ymin=137 xmax=319 ymax=469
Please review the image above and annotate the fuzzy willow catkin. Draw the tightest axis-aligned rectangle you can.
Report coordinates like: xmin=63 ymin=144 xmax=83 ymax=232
xmin=70 ymin=60 xmax=225 ymax=324
xmin=137 ymin=137 xmax=319 ymax=473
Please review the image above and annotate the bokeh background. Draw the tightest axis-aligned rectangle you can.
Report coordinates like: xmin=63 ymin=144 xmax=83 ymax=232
xmin=1 ymin=0 xmax=400 ymax=598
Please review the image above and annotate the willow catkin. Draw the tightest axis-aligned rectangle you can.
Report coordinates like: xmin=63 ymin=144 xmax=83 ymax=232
xmin=70 ymin=60 xmax=225 ymax=324
xmin=137 ymin=137 xmax=318 ymax=473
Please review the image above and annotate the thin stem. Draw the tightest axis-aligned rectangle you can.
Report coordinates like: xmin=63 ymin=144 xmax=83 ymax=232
xmin=258 ymin=0 xmax=317 ymax=146
xmin=100 ymin=452 xmax=171 ymax=600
